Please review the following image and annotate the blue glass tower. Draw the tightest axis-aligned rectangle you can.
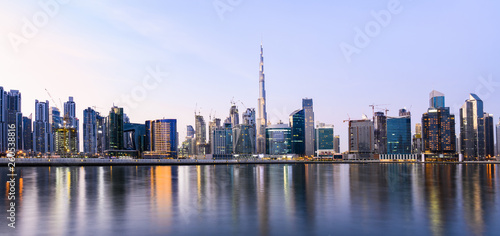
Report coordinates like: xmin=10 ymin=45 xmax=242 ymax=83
xmin=387 ymin=116 xmax=412 ymax=154
xmin=289 ymin=109 xmax=305 ymax=156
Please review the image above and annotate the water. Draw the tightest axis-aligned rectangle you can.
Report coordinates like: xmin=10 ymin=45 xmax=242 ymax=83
xmin=1 ymin=163 xmax=499 ymax=236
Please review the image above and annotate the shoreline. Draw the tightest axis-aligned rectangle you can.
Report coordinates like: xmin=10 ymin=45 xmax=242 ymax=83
xmin=2 ymin=158 xmax=500 ymax=167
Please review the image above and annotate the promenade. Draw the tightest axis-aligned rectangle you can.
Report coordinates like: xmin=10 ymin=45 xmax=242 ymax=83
xmin=1 ymin=158 xmax=499 ymax=166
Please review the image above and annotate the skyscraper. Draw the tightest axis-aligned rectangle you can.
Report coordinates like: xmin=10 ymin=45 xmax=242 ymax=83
xmin=6 ymin=90 xmax=22 ymax=151
xmin=387 ymin=111 xmax=411 ymax=154
xmin=233 ymin=124 xmax=255 ymax=155
xmin=347 ymin=119 xmax=374 ymax=159
xmin=496 ymin=119 xmax=500 ymax=157
xmin=96 ymin=112 xmax=106 ymax=155
xmin=333 ymin=135 xmax=340 ymax=154
xmin=106 ymin=106 xmax=124 ymax=152
xmin=303 ymin=98 xmax=315 ymax=156
xmin=33 ymin=100 xmax=51 ymax=155
xmin=256 ymin=44 xmax=268 ymax=154
xmin=83 ymin=107 xmax=98 ymax=155
xmin=195 ymin=114 xmax=206 ymax=154
xmin=22 ymin=115 xmax=32 ymax=153
xmin=145 ymin=119 xmax=177 ymax=158
xmin=459 ymin=94 xmax=485 ymax=160
xmin=289 ymin=109 xmax=305 ymax=156
xmin=230 ymin=105 xmax=239 ymax=128
xmin=422 ymin=90 xmax=456 ymax=159
xmin=373 ymin=112 xmax=387 ymax=154
xmin=265 ymin=123 xmax=292 ymax=155
xmin=315 ymin=124 xmax=334 ymax=157
xmin=412 ymin=123 xmax=423 ymax=154
xmin=64 ymin=97 xmax=79 ymax=152
xmin=0 ymin=87 xmax=6 ymax=153
xmin=484 ymin=113 xmax=494 ymax=158
xmin=187 ymin=125 xmax=195 ymax=138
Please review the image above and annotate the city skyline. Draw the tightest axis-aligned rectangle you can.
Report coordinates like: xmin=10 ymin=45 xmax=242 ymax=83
xmin=1 ymin=1 xmax=500 ymax=152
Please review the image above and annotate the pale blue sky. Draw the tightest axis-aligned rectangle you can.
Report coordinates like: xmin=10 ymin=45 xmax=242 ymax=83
xmin=1 ymin=0 xmax=500 ymax=152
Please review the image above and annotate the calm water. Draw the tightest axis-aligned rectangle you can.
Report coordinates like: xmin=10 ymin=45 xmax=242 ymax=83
xmin=1 ymin=163 xmax=499 ymax=236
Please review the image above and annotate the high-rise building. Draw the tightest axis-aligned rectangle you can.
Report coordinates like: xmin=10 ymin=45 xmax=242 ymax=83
xmin=265 ymin=123 xmax=292 ymax=155
xmin=22 ymin=115 xmax=32 ymax=153
xmin=106 ymin=106 xmax=124 ymax=152
xmin=6 ymin=90 xmax=22 ymax=151
xmin=208 ymin=118 xmax=221 ymax=154
xmin=64 ymin=97 xmax=79 ymax=152
xmin=387 ymin=111 xmax=411 ymax=154
xmin=124 ymin=123 xmax=146 ymax=155
xmin=484 ymin=113 xmax=494 ymax=158
xmin=333 ymin=135 xmax=340 ymax=154
xmin=0 ymin=87 xmax=6 ymax=153
xmin=289 ymin=109 xmax=305 ymax=156
xmin=211 ymin=122 xmax=233 ymax=158
xmin=315 ymin=124 xmax=334 ymax=157
xmin=233 ymin=124 xmax=255 ymax=155
xmin=145 ymin=119 xmax=177 ymax=158
xmin=195 ymin=114 xmax=206 ymax=154
xmin=303 ymin=98 xmax=315 ymax=156
xmin=422 ymin=90 xmax=456 ymax=158
xmin=96 ymin=112 xmax=106 ymax=155
xmin=83 ymin=107 xmax=98 ymax=155
xmin=242 ymin=108 xmax=256 ymax=126
xmin=373 ymin=112 xmax=387 ymax=154
xmin=256 ymin=44 xmax=268 ymax=154
xmin=187 ymin=125 xmax=195 ymax=138
xmin=459 ymin=94 xmax=485 ymax=160
xmin=230 ymin=105 xmax=239 ymax=128
xmin=412 ymin=123 xmax=423 ymax=154
xmin=33 ymin=100 xmax=51 ymax=155
xmin=496 ymin=119 xmax=500 ymax=157
xmin=347 ymin=119 xmax=374 ymax=159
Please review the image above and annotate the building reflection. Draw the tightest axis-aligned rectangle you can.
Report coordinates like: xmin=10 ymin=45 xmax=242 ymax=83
xmin=150 ymin=166 xmax=174 ymax=228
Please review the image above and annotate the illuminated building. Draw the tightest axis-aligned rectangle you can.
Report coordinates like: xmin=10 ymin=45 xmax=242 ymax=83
xmin=387 ymin=110 xmax=412 ymax=154
xmin=315 ymin=123 xmax=334 ymax=157
xmin=289 ymin=109 xmax=305 ymax=156
xmin=459 ymin=94 xmax=485 ymax=160
xmin=265 ymin=123 xmax=292 ymax=155
xmin=145 ymin=119 xmax=177 ymax=158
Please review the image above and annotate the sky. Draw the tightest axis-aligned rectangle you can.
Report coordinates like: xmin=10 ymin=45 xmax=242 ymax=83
xmin=1 ymin=0 xmax=500 ymax=152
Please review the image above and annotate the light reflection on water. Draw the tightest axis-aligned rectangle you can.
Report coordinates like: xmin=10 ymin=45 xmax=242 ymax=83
xmin=1 ymin=164 xmax=499 ymax=236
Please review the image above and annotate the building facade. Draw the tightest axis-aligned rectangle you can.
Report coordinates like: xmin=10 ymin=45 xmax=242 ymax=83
xmin=387 ymin=115 xmax=412 ymax=154
xmin=289 ymin=109 xmax=305 ymax=156
xmin=315 ymin=124 xmax=334 ymax=157
xmin=459 ymin=94 xmax=485 ymax=160
xmin=347 ymin=119 xmax=374 ymax=159
xmin=83 ymin=107 xmax=98 ymax=155
xmin=256 ymin=44 xmax=268 ymax=154
xmin=33 ymin=100 xmax=51 ymax=155
xmin=265 ymin=124 xmax=292 ymax=155
xmin=145 ymin=119 xmax=178 ymax=158
xmin=373 ymin=112 xmax=387 ymax=154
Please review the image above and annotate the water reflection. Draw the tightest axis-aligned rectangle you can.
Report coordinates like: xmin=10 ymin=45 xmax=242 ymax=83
xmin=0 ymin=164 xmax=499 ymax=236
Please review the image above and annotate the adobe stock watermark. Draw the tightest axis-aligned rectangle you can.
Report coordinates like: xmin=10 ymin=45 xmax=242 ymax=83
xmin=113 ymin=65 xmax=168 ymax=111
xmin=339 ymin=0 xmax=409 ymax=63
xmin=6 ymin=124 xmax=17 ymax=229
xmin=213 ymin=0 xmax=243 ymax=21
xmin=7 ymin=0 xmax=71 ymax=53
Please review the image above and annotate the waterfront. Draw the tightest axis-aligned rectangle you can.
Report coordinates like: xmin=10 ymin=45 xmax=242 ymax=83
xmin=1 ymin=163 xmax=500 ymax=236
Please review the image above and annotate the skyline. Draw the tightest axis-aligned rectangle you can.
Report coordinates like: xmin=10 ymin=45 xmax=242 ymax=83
xmin=1 ymin=0 xmax=500 ymax=152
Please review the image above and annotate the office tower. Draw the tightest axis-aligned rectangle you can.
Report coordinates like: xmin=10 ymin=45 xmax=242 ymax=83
xmin=6 ymin=90 xmax=22 ymax=150
xmin=289 ymin=109 xmax=305 ymax=156
xmin=106 ymin=106 xmax=124 ymax=152
xmin=187 ymin=125 xmax=195 ymax=138
xmin=124 ymin=122 xmax=146 ymax=154
xmin=484 ymin=113 xmax=494 ymax=158
xmin=94 ymin=112 xmax=105 ymax=155
xmin=429 ymin=90 xmax=445 ymax=108
xmin=53 ymin=126 xmax=78 ymax=155
xmin=233 ymin=124 xmax=255 ymax=155
xmin=242 ymin=108 xmax=256 ymax=126
xmin=303 ymin=98 xmax=315 ymax=156
xmin=315 ymin=124 xmax=334 ymax=157
xmin=33 ymin=100 xmax=51 ymax=154
xmin=387 ymin=110 xmax=411 ymax=154
xmin=373 ymin=112 xmax=387 ymax=154
xmin=459 ymin=94 xmax=485 ymax=160
xmin=211 ymin=122 xmax=233 ymax=158
xmin=334 ymin=135 xmax=340 ymax=154
xmin=347 ymin=119 xmax=374 ymax=159
xmin=145 ymin=119 xmax=177 ymax=158
xmin=64 ymin=97 xmax=79 ymax=152
xmin=496 ymin=119 xmax=500 ymax=157
xmin=230 ymin=105 xmax=239 ymax=128
xmin=412 ymin=123 xmax=423 ymax=154
xmin=422 ymin=90 xmax=456 ymax=157
xmin=195 ymin=114 xmax=206 ymax=154
xmin=83 ymin=107 xmax=98 ymax=155
xmin=256 ymin=44 xmax=268 ymax=154
xmin=22 ymin=115 xmax=32 ymax=153
xmin=50 ymin=107 xmax=62 ymax=130
xmin=0 ymin=87 xmax=6 ymax=153
xmin=208 ymin=118 xmax=221 ymax=154
xmin=265 ymin=123 xmax=292 ymax=155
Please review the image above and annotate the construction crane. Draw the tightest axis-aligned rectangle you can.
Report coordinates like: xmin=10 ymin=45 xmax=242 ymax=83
xmin=45 ymin=88 xmax=59 ymax=110
xmin=343 ymin=113 xmax=351 ymax=123
xmin=369 ymin=104 xmax=390 ymax=116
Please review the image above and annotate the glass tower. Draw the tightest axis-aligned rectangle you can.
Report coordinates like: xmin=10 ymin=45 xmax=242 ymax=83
xmin=265 ymin=124 xmax=292 ymax=155
xmin=289 ymin=109 xmax=305 ymax=156
xmin=387 ymin=116 xmax=412 ymax=154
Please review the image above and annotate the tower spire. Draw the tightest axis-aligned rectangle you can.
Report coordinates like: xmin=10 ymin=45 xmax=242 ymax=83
xmin=256 ymin=43 xmax=267 ymax=154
